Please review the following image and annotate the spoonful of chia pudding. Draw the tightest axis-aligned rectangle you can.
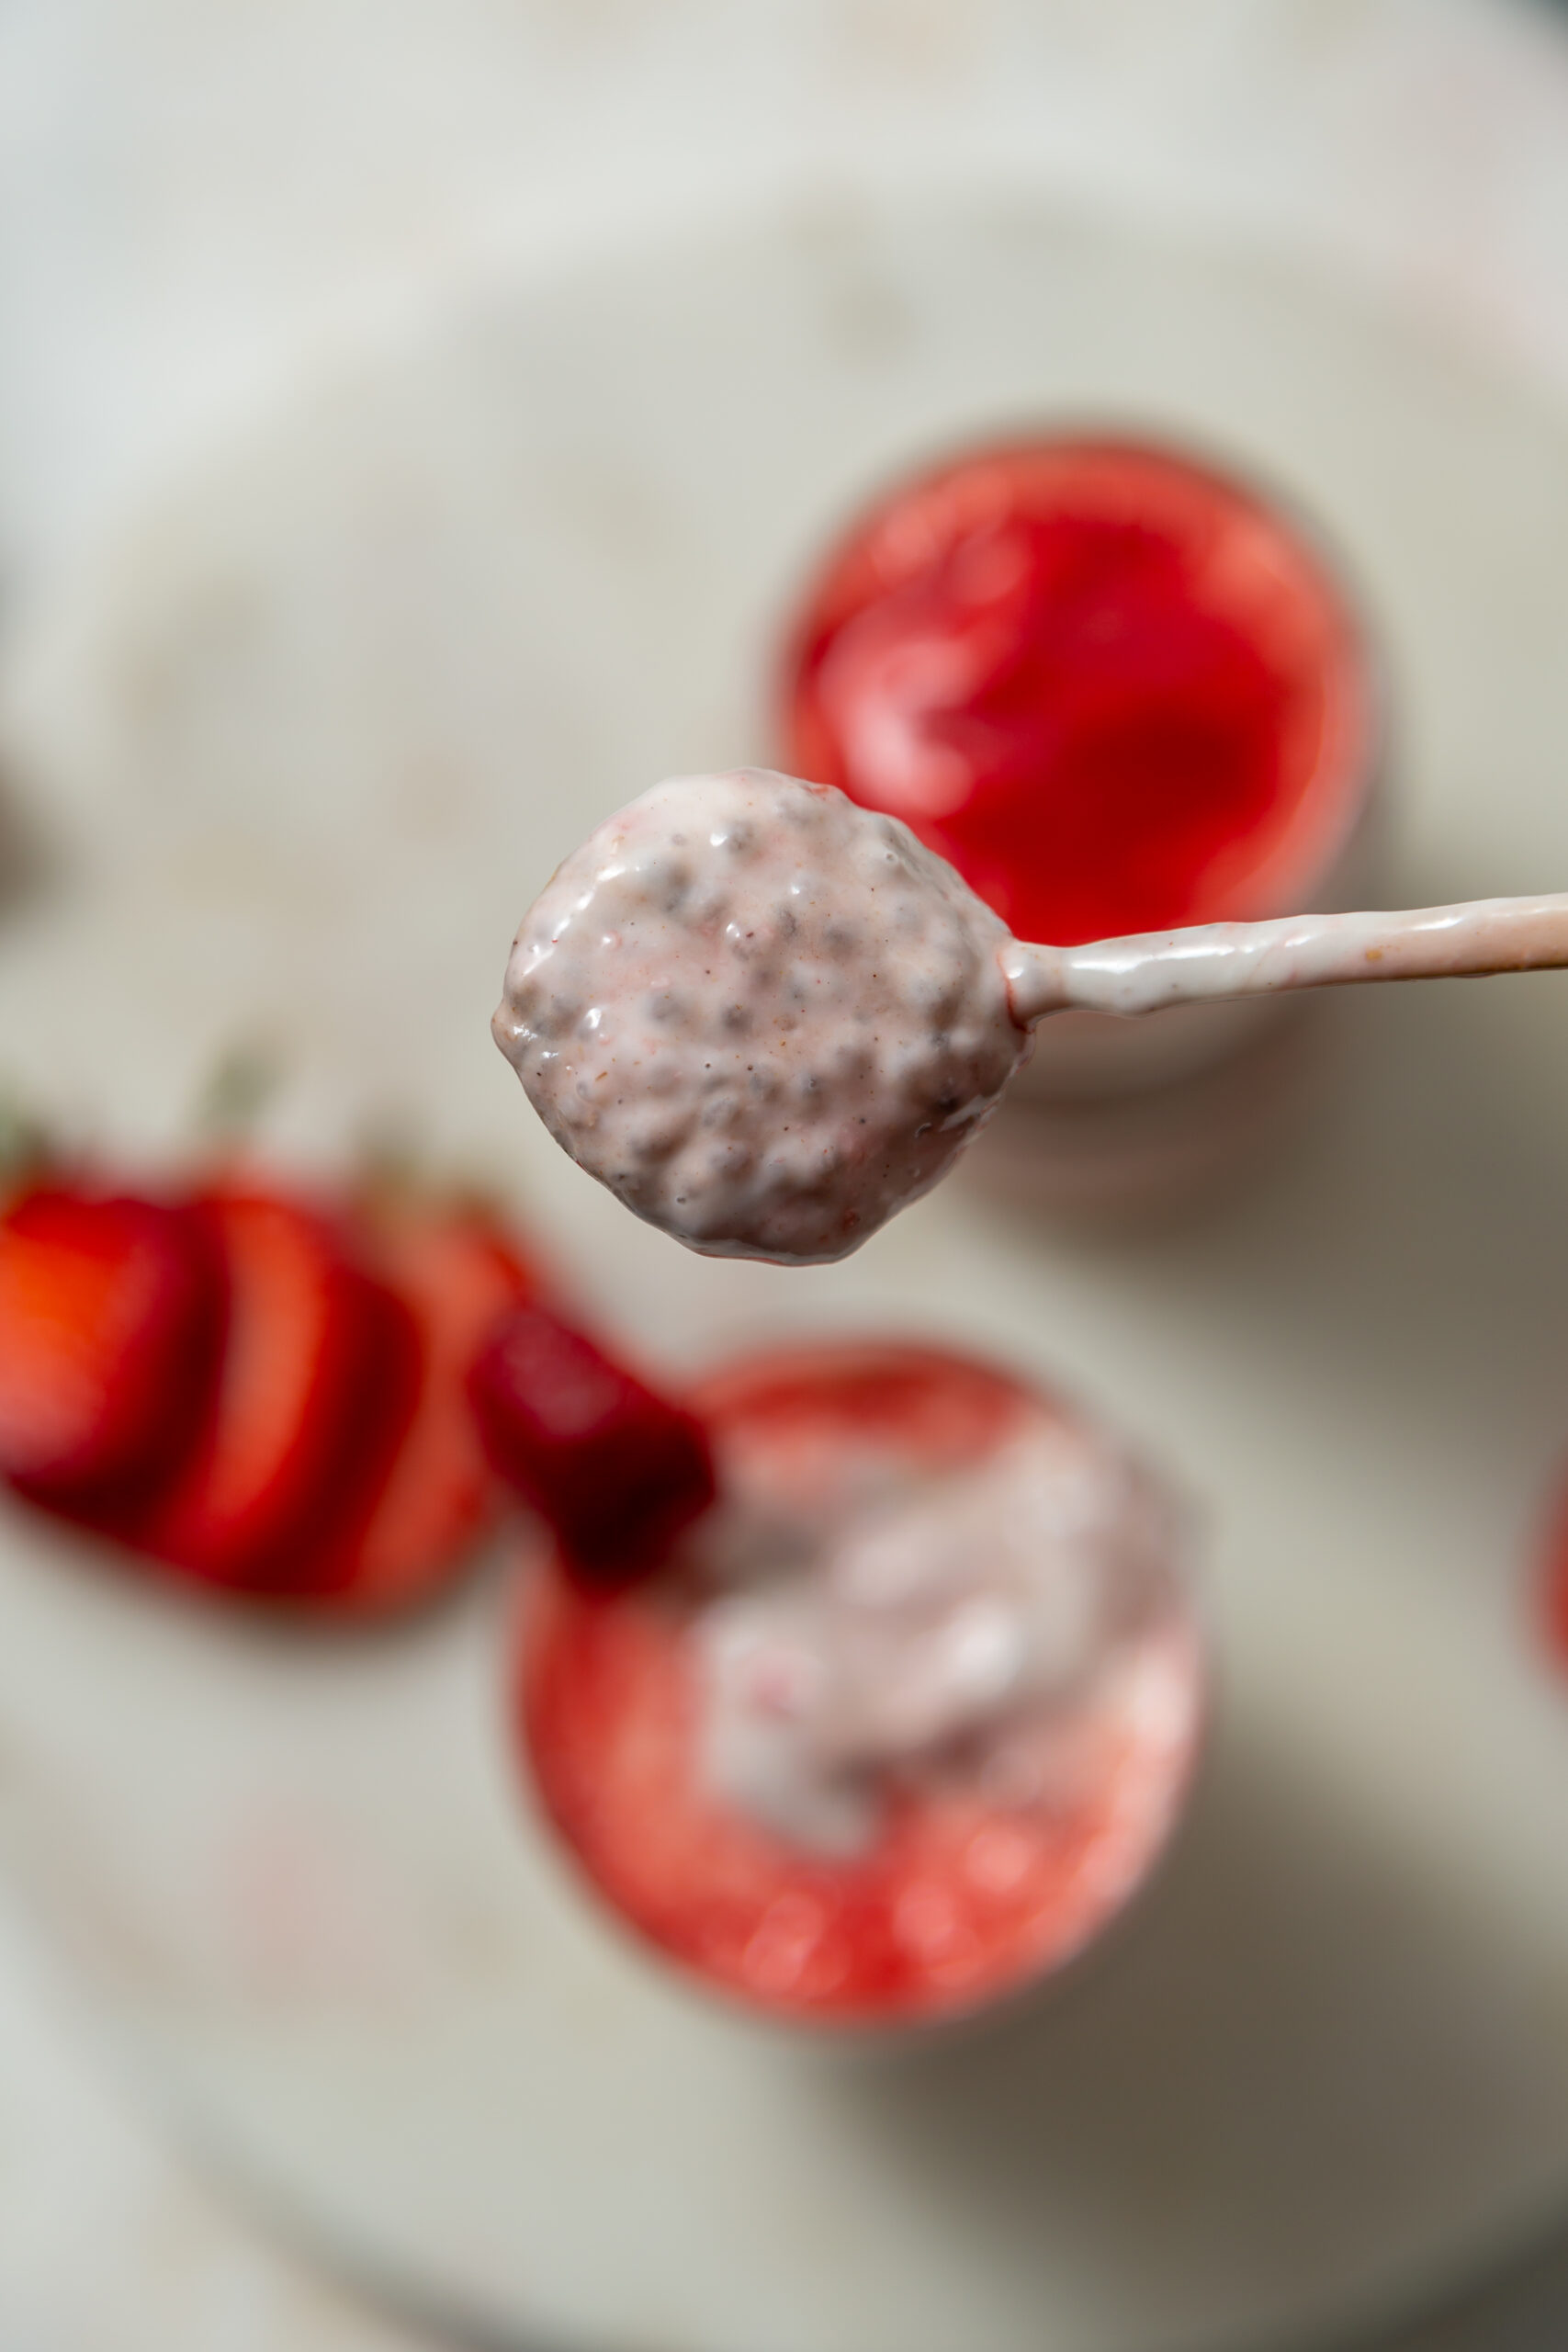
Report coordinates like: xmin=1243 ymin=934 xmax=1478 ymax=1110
xmin=494 ymin=767 xmax=1568 ymax=1264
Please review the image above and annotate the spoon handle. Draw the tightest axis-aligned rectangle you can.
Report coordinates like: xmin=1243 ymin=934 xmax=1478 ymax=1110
xmin=1004 ymin=894 xmax=1568 ymax=1025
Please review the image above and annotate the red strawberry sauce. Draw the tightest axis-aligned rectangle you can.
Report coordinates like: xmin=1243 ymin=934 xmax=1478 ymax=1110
xmin=519 ymin=1342 xmax=1204 ymax=2029
xmin=784 ymin=435 xmax=1371 ymax=948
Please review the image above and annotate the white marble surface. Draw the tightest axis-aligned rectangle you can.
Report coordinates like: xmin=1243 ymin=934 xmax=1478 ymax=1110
xmin=0 ymin=1886 xmax=431 ymax=2352
xmin=8 ymin=4 xmax=1568 ymax=2347
xmin=7 ymin=0 xmax=1568 ymax=591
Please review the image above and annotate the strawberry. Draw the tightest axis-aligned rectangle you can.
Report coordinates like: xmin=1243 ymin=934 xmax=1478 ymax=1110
xmin=0 ymin=1182 xmax=220 ymax=1511
xmin=1 ymin=1154 xmax=554 ymax=1617
xmin=132 ymin=1184 xmax=420 ymax=1594
xmin=296 ymin=1193 xmax=537 ymax=1612
xmin=468 ymin=1303 xmax=715 ymax=1580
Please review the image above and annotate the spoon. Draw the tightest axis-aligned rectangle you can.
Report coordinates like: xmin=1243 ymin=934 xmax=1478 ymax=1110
xmin=494 ymin=769 xmax=1568 ymax=1266
xmin=1006 ymin=893 xmax=1568 ymax=1023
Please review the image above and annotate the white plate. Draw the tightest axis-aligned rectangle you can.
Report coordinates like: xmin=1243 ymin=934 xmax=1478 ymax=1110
xmin=6 ymin=189 xmax=1568 ymax=2352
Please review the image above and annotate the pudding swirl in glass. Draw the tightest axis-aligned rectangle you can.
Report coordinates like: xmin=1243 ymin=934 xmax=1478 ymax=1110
xmin=519 ymin=1340 xmax=1205 ymax=2029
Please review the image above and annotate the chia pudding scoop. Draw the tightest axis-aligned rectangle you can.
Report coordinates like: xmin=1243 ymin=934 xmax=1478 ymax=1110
xmin=493 ymin=770 xmax=1030 ymax=1263
xmin=497 ymin=768 xmax=1568 ymax=1261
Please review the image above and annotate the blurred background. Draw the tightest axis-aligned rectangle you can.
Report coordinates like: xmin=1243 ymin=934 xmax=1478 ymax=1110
xmin=9 ymin=3 xmax=1568 ymax=2347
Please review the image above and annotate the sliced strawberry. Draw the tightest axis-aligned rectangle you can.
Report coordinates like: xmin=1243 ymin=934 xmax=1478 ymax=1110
xmin=0 ymin=1183 xmax=220 ymax=1510
xmin=469 ymin=1303 xmax=715 ymax=1581
xmin=295 ymin=1194 xmax=537 ymax=1613
xmin=132 ymin=1185 xmax=419 ymax=1594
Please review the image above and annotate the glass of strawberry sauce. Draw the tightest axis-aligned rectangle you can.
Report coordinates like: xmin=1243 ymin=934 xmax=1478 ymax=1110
xmin=783 ymin=434 xmax=1381 ymax=1212
xmin=517 ymin=1340 xmax=1205 ymax=2032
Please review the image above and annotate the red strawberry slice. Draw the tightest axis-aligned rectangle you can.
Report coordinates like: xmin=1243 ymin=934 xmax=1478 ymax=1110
xmin=133 ymin=1184 xmax=419 ymax=1594
xmin=296 ymin=1195 xmax=537 ymax=1613
xmin=0 ymin=1182 xmax=221 ymax=1510
xmin=469 ymin=1303 xmax=715 ymax=1580
xmin=520 ymin=1342 xmax=1204 ymax=2027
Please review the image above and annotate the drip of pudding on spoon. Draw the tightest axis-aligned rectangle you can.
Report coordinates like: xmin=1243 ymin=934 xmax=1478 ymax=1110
xmin=494 ymin=767 xmax=1568 ymax=1265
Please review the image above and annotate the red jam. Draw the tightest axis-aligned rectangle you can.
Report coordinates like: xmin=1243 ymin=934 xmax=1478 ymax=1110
xmin=518 ymin=1342 xmax=1203 ymax=2029
xmin=784 ymin=436 xmax=1371 ymax=947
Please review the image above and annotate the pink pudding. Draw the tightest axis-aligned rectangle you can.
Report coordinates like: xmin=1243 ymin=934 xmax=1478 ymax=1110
xmin=517 ymin=1340 xmax=1205 ymax=2030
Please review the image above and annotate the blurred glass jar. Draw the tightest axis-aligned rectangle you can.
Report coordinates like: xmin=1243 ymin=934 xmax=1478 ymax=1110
xmin=518 ymin=1337 xmax=1207 ymax=2036
xmin=781 ymin=433 xmax=1382 ymax=1215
